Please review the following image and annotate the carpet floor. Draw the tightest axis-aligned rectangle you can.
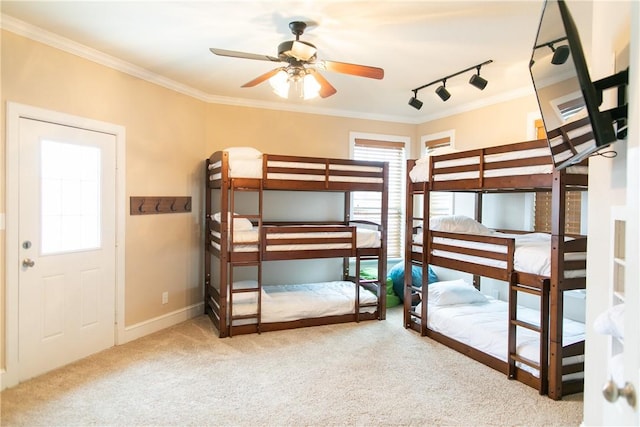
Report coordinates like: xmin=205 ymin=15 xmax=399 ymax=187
xmin=0 ymin=306 xmax=583 ymax=426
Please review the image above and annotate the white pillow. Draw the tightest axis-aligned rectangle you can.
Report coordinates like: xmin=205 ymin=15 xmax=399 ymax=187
xmin=428 ymin=279 xmax=488 ymax=306
xmin=212 ymin=212 xmax=253 ymax=231
xmin=429 ymin=215 xmax=492 ymax=235
xmin=231 ymin=280 xmax=269 ymax=304
xmin=594 ymin=303 xmax=624 ymax=339
xmin=224 ymin=147 xmax=262 ymax=160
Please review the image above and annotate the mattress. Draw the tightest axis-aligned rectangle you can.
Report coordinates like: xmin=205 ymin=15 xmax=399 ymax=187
xmin=416 ymin=296 xmax=585 ymax=379
xmin=409 ymin=147 xmax=588 ymax=183
xmin=230 ymin=281 xmax=378 ymax=324
xmin=413 ymin=230 xmax=586 ymax=278
xmin=211 ymin=225 xmax=381 ymax=253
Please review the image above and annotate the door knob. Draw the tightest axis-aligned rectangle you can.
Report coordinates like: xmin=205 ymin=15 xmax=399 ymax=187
xmin=22 ymin=258 xmax=35 ymax=268
xmin=603 ymin=379 xmax=637 ymax=408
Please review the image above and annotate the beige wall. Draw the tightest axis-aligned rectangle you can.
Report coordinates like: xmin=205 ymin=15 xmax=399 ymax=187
xmin=0 ymin=31 xmax=417 ymax=370
xmin=205 ymin=104 xmax=416 ymax=157
xmin=0 ymin=30 xmax=207 ymax=338
xmin=416 ymin=95 xmax=540 ymax=151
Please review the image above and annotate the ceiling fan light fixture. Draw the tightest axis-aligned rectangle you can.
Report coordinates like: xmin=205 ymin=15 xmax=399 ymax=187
xmin=302 ymin=72 xmax=321 ymax=100
xmin=269 ymin=69 xmax=290 ymax=98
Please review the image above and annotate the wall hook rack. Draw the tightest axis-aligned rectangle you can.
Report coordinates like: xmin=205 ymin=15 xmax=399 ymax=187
xmin=130 ymin=196 xmax=192 ymax=215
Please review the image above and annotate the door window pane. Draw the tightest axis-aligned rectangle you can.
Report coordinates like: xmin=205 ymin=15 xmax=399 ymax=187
xmin=41 ymin=140 xmax=101 ymax=254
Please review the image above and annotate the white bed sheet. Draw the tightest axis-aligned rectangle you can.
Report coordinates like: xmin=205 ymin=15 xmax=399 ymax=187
xmin=413 ymin=231 xmax=585 ymax=278
xmin=231 ymin=281 xmax=377 ymax=323
xmin=416 ymin=297 xmax=585 ymax=379
xmin=211 ymin=225 xmax=381 ymax=253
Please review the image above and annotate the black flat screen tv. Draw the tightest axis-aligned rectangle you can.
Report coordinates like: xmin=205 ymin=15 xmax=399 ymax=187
xmin=529 ymin=0 xmax=618 ymax=170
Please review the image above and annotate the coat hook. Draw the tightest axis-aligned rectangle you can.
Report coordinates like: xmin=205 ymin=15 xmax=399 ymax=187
xmin=138 ymin=198 xmax=145 ymax=213
xmin=170 ymin=198 xmax=177 ymax=212
xmin=155 ymin=199 xmax=162 ymax=212
xmin=184 ymin=199 xmax=191 ymax=211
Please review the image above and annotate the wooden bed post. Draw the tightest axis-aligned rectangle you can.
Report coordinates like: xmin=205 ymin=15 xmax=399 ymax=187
xmin=380 ymin=162 xmax=389 ymax=320
xmin=204 ymin=159 xmax=212 ymax=318
xmin=421 ymin=179 xmax=431 ymax=336
xmin=548 ymin=169 xmax=566 ymax=399
xmin=474 ymin=192 xmax=483 ymax=289
xmin=403 ymin=163 xmax=414 ymax=329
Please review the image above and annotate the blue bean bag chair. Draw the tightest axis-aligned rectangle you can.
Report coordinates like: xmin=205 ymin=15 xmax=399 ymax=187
xmin=388 ymin=261 xmax=438 ymax=302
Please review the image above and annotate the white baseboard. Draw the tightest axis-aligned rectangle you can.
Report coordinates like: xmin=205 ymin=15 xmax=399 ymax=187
xmin=117 ymin=302 xmax=205 ymax=345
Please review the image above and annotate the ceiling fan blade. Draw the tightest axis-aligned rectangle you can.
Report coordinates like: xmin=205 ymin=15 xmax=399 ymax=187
xmin=210 ymin=48 xmax=281 ymax=62
xmin=241 ymin=68 xmax=283 ymax=88
xmin=319 ymin=60 xmax=384 ymax=80
xmin=308 ymin=70 xmax=337 ymax=98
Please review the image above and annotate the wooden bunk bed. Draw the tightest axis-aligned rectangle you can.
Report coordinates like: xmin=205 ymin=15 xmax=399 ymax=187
xmin=403 ymin=138 xmax=587 ymax=400
xmin=205 ymin=148 xmax=389 ymax=337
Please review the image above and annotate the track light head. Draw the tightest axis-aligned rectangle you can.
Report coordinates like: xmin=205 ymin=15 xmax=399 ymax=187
xmin=408 ymin=96 xmax=423 ymax=110
xmin=469 ymin=67 xmax=488 ymax=90
xmin=408 ymin=90 xmax=423 ymax=110
xmin=549 ymin=43 xmax=570 ymax=65
xmin=435 ymin=80 xmax=451 ymax=101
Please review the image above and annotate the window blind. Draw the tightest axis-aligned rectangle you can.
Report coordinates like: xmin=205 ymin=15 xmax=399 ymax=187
xmin=353 ymin=138 xmax=405 ymax=258
xmin=534 ymin=192 xmax=582 ymax=234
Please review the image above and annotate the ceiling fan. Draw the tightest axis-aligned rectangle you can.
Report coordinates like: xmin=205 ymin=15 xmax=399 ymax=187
xmin=210 ymin=21 xmax=384 ymax=99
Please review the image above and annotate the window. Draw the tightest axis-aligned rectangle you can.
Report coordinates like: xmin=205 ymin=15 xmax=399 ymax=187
xmin=422 ymin=132 xmax=454 ymax=218
xmin=534 ymin=192 xmax=582 ymax=234
xmin=352 ymin=137 xmax=406 ymax=259
xmin=41 ymin=140 xmax=101 ymax=254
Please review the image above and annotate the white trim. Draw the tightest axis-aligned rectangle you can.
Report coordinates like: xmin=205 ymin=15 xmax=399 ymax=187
xmin=2 ymin=102 xmax=126 ymax=391
xmin=119 ymin=303 xmax=204 ymax=344
xmin=0 ymin=14 xmax=414 ymax=125
xmin=420 ymin=129 xmax=456 ymax=158
xmin=0 ymin=13 xmax=535 ymax=126
xmin=0 ymin=213 xmax=5 ymax=230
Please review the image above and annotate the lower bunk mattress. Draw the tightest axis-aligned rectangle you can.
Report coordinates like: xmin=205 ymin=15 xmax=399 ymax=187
xmin=230 ymin=280 xmax=378 ymax=324
xmin=414 ymin=280 xmax=585 ymax=379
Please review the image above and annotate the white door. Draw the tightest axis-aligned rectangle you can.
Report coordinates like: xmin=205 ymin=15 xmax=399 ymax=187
xmin=17 ymin=118 xmax=116 ymax=381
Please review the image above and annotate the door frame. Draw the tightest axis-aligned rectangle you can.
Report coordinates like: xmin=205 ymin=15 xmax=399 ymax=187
xmin=2 ymin=102 xmax=126 ymax=390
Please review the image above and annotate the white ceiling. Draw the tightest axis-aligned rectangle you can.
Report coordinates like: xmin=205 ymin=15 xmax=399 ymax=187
xmin=1 ymin=1 xmax=592 ymax=123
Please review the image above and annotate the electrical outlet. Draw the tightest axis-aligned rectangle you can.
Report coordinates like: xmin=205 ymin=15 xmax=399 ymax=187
xmin=162 ymin=291 xmax=168 ymax=305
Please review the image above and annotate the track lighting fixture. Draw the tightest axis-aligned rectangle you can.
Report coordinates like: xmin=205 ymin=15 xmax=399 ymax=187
xmin=533 ymin=37 xmax=570 ymax=66
xmin=435 ymin=79 xmax=451 ymax=101
xmin=408 ymin=59 xmax=492 ymax=108
xmin=408 ymin=90 xmax=423 ymax=110
xmin=469 ymin=66 xmax=488 ymax=90
xmin=548 ymin=43 xmax=570 ymax=65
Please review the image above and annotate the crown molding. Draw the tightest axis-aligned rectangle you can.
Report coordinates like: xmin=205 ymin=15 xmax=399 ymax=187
xmin=1 ymin=13 xmax=534 ymax=125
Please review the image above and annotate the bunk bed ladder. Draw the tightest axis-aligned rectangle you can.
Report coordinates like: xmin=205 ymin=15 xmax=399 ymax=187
xmin=507 ymin=274 xmax=550 ymax=395
xmin=228 ymin=260 xmax=263 ymax=337
xmin=227 ymin=181 xmax=264 ymax=337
